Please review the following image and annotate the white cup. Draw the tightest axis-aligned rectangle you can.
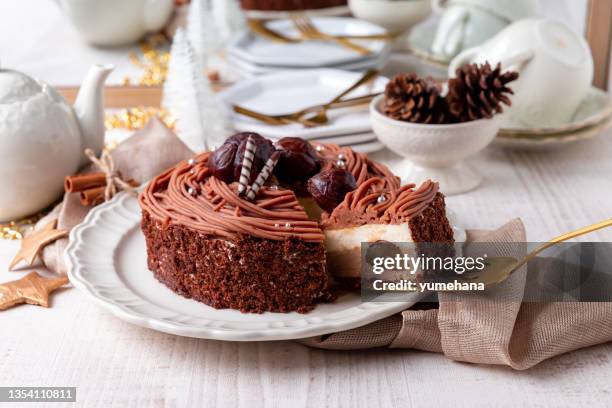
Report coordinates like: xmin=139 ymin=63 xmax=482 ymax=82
xmin=56 ymin=0 xmax=174 ymax=46
xmin=448 ymin=19 xmax=594 ymax=128
xmin=431 ymin=4 xmax=507 ymax=60
xmin=430 ymin=0 xmax=538 ymax=61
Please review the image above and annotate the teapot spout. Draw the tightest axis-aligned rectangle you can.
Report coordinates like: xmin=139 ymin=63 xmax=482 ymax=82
xmin=73 ymin=64 xmax=114 ymax=165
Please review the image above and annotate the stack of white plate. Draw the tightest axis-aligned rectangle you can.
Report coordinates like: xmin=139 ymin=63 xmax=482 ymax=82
xmin=218 ymin=69 xmax=387 ymax=153
xmin=227 ymin=17 xmax=392 ymax=78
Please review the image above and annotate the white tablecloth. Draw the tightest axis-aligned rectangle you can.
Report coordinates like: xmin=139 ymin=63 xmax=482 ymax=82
xmin=2 ymin=1 xmax=612 ymax=407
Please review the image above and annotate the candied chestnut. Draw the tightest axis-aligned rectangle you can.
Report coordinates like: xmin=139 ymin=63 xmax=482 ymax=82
xmin=208 ymin=132 xmax=273 ymax=183
xmin=225 ymin=132 xmax=251 ymax=147
xmin=275 ymin=137 xmax=320 ymax=182
xmin=208 ymin=142 xmax=238 ymax=182
xmin=307 ymin=168 xmax=357 ymax=212
xmin=233 ymin=133 xmax=276 ymax=184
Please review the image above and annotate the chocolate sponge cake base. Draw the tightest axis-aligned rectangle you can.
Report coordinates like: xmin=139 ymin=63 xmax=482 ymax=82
xmin=142 ymin=211 xmax=334 ymax=314
xmin=408 ymin=193 xmax=454 ymax=243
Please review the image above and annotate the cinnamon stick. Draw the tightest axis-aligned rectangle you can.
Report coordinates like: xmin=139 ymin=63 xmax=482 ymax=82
xmin=80 ymin=186 xmax=106 ymax=206
xmin=65 ymin=173 xmax=106 ymax=193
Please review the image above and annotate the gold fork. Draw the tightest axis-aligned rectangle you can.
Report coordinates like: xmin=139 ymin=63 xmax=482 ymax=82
xmin=233 ymin=93 xmax=380 ymax=126
xmin=247 ymin=19 xmax=301 ymax=43
xmin=291 ymin=14 xmax=371 ymax=56
xmin=248 ymin=18 xmax=395 ymax=43
xmin=468 ymin=218 xmax=612 ymax=288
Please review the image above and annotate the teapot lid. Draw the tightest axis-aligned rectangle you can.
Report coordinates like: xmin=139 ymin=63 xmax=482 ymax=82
xmin=0 ymin=68 xmax=43 ymax=104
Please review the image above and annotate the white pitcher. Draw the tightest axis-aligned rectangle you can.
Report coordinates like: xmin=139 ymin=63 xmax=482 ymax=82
xmin=56 ymin=0 xmax=174 ymax=46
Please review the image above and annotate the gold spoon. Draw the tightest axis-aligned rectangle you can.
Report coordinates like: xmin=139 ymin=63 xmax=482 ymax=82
xmin=466 ymin=218 xmax=612 ymax=288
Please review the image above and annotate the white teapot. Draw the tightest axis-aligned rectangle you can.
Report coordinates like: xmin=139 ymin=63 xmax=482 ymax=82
xmin=0 ymin=64 xmax=113 ymax=221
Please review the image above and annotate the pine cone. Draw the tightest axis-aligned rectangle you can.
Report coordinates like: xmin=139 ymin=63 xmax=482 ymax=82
xmin=382 ymin=73 xmax=448 ymax=124
xmin=447 ymin=62 xmax=519 ymax=122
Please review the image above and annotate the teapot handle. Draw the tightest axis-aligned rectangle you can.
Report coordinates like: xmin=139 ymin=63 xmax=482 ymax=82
xmin=143 ymin=0 xmax=175 ymax=32
xmin=448 ymin=46 xmax=481 ymax=76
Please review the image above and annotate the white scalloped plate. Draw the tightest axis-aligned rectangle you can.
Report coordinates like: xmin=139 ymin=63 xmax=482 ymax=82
xmin=66 ymin=193 xmax=464 ymax=341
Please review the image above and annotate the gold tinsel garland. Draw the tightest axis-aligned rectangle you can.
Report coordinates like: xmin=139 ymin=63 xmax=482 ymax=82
xmin=105 ymin=107 xmax=176 ymax=131
xmin=1 ymin=213 xmax=45 ymax=240
xmin=123 ymin=34 xmax=170 ymax=87
xmin=106 ymin=35 xmax=176 ymax=132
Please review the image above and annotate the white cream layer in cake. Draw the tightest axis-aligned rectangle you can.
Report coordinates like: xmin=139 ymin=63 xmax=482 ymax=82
xmin=324 ymin=223 xmax=413 ymax=278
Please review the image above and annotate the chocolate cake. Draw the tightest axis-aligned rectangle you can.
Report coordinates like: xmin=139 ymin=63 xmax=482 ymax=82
xmin=240 ymin=0 xmax=347 ymax=11
xmin=140 ymin=133 xmax=454 ymax=314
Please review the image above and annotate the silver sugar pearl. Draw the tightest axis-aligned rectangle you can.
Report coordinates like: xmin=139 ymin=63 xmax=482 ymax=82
xmin=274 ymin=223 xmax=280 ymax=228
xmin=336 ymin=159 xmax=346 ymax=168
xmin=269 ymin=185 xmax=279 ymax=190
xmin=316 ymin=145 xmax=324 ymax=152
xmin=337 ymin=153 xmax=345 ymax=160
xmin=285 ymin=223 xmax=292 ymax=229
xmin=188 ymin=187 xmax=197 ymax=196
xmin=377 ymin=195 xmax=387 ymax=204
xmin=190 ymin=168 xmax=196 ymax=174
xmin=188 ymin=158 xmax=196 ymax=165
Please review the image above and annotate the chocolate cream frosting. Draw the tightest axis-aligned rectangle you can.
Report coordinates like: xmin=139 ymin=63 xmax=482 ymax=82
xmin=140 ymin=144 xmax=439 ymax=243
xmin=322 ymin=178 xmax=440 ymax=229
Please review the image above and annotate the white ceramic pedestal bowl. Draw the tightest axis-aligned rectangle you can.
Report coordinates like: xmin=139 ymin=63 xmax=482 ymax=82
xmin=370 ymin=94 xmax=502 ymax=195
xmin=348 ymin=0 xmax=432 ymax=34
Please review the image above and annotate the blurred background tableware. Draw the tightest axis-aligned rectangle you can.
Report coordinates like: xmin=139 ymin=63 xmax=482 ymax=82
xmin=495 ymin=115 xmax=612 ymax=151
xmin=408 ymin=0 xmax=538 ymax=64
xmin=55 ymin=0 xmax=175 ymax=46
xmin=0 ymin=64 xmax=113 ymax=220
xmin=240 ymin=0 xmax=350 ymax=20
xmin=494 ymin=88 xmax=612 ymax=150
xmin=370 ymin=94 xmax=503 ymax=194
xmin=228 ymin=16 xmax=392 ymax=77
xmin=219 ymin=69 xmax=387 ymax=151
xmin=348 ymin=0 xmax=433 ymax=34
xmin=450 ymin=18 xmax=594 ymax=129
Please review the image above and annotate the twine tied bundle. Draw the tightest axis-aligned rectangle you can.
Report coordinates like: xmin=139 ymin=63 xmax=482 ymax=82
xmin=84 ymin=148 xmax=138 ymax=201
xmin=65 ymin=149 xmax=139 ymax=206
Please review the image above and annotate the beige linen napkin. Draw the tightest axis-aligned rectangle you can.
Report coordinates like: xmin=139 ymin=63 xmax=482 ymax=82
xmin=300 ymin=219 xmax=612 ymax=370
xmin=36 ymin=118 xmax=194 ymax=275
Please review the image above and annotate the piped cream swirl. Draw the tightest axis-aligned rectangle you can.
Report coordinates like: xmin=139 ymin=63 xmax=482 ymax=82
xmin=140 ymin=144 xmax=406 ymax=242
xmin=323 ymin=178 xmax=440 ymax=228
xmin=140 ymin=152 xmax=324 ymax=242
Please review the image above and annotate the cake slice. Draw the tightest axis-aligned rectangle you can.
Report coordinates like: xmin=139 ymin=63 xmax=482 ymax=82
xmin=140 ymin=153 xmax=333 ymax=314
xmin=321 ymin=178 xmax=454 ymax=279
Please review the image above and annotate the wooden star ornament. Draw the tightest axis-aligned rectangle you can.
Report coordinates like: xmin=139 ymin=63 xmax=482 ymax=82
xmin=9 ymin=219 xmax=68 ymax=271
xmin=0 ymin=272 xmax=69 ymax=310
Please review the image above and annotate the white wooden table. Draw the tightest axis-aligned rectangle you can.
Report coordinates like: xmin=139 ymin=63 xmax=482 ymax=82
xmin=2 ymin=1 xmax=612 ymax=407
